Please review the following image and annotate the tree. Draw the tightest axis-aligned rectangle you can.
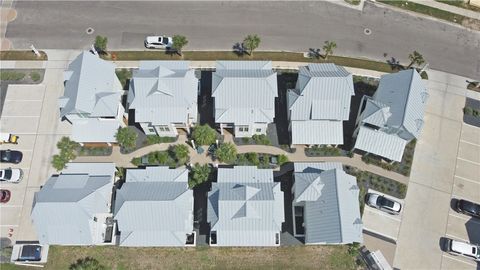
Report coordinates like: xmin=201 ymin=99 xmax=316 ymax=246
xmin=94 ymin=36 xmax=108 ymax=54
xmin=322 ymin=40 xmax=337 ymax=60
xmin=215 ymin=143 xmax=237 ymax=164
xmin=51 ymin=154 xmax=67 ymax=171
xmin=243 ymin=34 xmax=261 ymax=56
xmin=57 ymin=137 xmax=79 ymax=161
xmin=407 ymin=50 xmax=425 ymax=69
xmin=277 ymin=154 xmax=289 ymax=166
xmin=172 ymin=144 xmax=190 ymax=163
xmin=172 ymin=35 xmax=188 ymax=56
xmin=189 ymin=163 xmax=211 ymax=188
xmin=192 ymin=124 xmax=217 ymax=145
xmin=69 ymin=257 xmax=106 ymax=270
xmin=115 ymin=127 xmax=137 ymax=151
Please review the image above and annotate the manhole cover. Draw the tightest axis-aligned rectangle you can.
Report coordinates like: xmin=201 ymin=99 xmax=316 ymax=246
xmin=364 ymin=28 xmax=372 ymax=35
xmin=86 ymin=27 xmax=94 ymax=35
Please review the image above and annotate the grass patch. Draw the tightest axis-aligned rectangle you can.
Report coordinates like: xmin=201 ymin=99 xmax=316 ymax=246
xmin=115 ymin=68 xmax=132 ymax=90
xmin=378 ymin=0 xmax=469 ymax=24
xmin=0 ymin=50 xmax=48 ymax=60
xmin=144 ymin=135 xmax=177 ymax=145
xmin=305 ymin=145 xmax=349 ymax=157
xmin=36 ymin=245 xmax=358 ymax=270
xmin=29 ymin=71 xmax=41 ymax=82
xmin=76 ymin=146 xmax=113 ymax=156
xmin=361 ymin=139 xmax=416 ymax=176
xmin=103 ymin=51 xmax=395 ymax=73
xmin=435 ymin=0 xmax=480 ymax=12
xmin=1 ymin=71 xmax=25 ymax=81
xmin=344 ymin=0 xmax=361 ymax=5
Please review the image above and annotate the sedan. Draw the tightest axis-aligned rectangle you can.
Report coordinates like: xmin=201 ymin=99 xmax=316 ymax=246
xmin=0 ymin=168 xmax=23 ymax=183
xmin=455 ymin=199 xmax=480 ymax=219
xmin=0 ymin=150 xmax=23 ymax=164
xmin=0 ymin=189 xmax=11 ymax=203
xmin=365 ymin=193 xmax=402 ymax=215
xmin=144 ymin=35 xmax=173 ymax=49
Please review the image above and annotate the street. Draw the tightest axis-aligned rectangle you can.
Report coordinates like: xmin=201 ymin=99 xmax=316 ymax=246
xmin=5 ymin=1 xmax=480 ymax=79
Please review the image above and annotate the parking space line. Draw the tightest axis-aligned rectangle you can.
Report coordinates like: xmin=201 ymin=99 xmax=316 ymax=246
xmin=449 ymin=213 xmax=480 ymax=225
xmin=445 ymin=233 xmax=469 ymax=243
xmin=0 ymin=224 xmax=19 ymax=227
xmin=0 ymin=205 xmax=23 ymax=208
xmin=457 ymin=157 xmax=480 ymax=166
xmin=4 ymin=99 xmax=42 ymax=102
xmin=364 ymin=207 xmax=402 ymax=222
xmin=454 ymin=175 xmax=480 ymax=185
xmin=460 ymin=139 xmax=480 ymax=147
xmin=442 ymin=254 xmax=478 ymax=267
xmin=0 ymin=116 xmax=41 ymax=118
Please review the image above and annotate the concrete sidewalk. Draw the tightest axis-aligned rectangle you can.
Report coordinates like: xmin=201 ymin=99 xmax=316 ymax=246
xmin=407 ymin=0 xmax=480 ymax=20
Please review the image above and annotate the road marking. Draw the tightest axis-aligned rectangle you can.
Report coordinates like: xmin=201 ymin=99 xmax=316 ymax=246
xmin=364 ymin=207 xmax=402 ymax=222
xmin=460 ymin=139 xmax=480 ymax=147
xmin=454 ymin=175 xmax=480 ymax=185
xmin=445 ymin=233 xmax=469 ymax=243
xmin=0 ymin=116 xmax=40 ymax=118
xmin=449 ymin=213 xmax=480 ymax=225
xmin=0 ymin=205 xmax=23 ymax=208
xmin=442 ymin=254 xmax=478 ymax=267
xmin=457 ymin=157 xmax=480 ymax=166
xmin=0 ymin=224 xmax=19 ymax=227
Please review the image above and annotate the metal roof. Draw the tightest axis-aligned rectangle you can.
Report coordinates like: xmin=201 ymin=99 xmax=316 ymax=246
xmin=290 ymin=120 xmax=344 ymax=145
xmin=360 ymin=99 xmax=392 ymax=128
xmin=212 ymin=61 xmax=278 ymax=125
xmin=114 ymin=167 xmax=193 ymax=247
xmin=207 ymin=166 xmax=284 ymax=246
xmin=71 ymin=118 xmax=120 ymax=143
xmin=373 ymin=69 xmax=428 ymax=140
xmin=31 ymin=163 xmax=115 ymax=245
xmin=293 ymin=163 xmax=363 ymax=244
xmin=59 ymin=51 xmax=122 ymax=118
xmin=128 ymin=61 xmax=198 ymax=125
xmin=354 ymin=126 xmax=407 ymax=162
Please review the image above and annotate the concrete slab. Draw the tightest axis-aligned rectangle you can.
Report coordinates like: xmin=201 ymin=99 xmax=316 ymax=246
xmin=1 ymin=100 xmax=42 ymax=117
xmin=15 ymin=187 xmax=38 ymax=242
xmin=0 ymin=134 xmax=36 ymax=151
xmin=425 ymin=87 xmax=445 ymax=116
xmin=455 ymin=159 xmax=480 ymax=183
xmin=452 ymin=177 xmax=480 ymax=202
xmin=461 ymin=124 xmax=480 ymax=146
xmin=457 ymin=141 xmax=480 ymax=164
xmin=4 ymin=84 xmax=45 ymax=100
xmin=363 ymin=207 xmax=401 ymax=241
xmin=26 ymin=135 xmax=63 ymax=187
xmin=441 ymin=254 xmax=477 ymax=270
xmin=0 ymin=117 xmax=39 ymax=134
xmin=440 ymin=92 xmax=466 ymax=121
xmin=0 ymin=207 xmax=22 ymax=227
xmin=362 ymin=233 xmax=396 ymax=266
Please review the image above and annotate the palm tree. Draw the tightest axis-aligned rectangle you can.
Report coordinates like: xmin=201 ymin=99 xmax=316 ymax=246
xmin=322 ymin=41 xmax=337 ymax=60
xmin=172 ymin=35 xmax=188 ymax=56
xmin=407 ymin=51 xmax=425 ymax=69
xmin=70 ymin=257 xmax=105 ymax=270
xmin=215 ymin=142 xmax=237 ymax=164
xmin=189 ymin=163 xmax=211 ymax=188
xmin=115 ymin=127 xmax=138 ymax=151
xmin=243 ymin=34 xmax=261 ymax=56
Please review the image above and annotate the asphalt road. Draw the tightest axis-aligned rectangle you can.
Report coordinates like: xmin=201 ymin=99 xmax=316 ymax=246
xmin=6 ymin=1 xmax=480 ymax=78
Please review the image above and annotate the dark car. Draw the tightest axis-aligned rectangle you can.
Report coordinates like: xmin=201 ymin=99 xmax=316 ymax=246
xmin=0 ymin=149 xmax=23 ymax=164
xmin=0 ymin=189 xmax=11 ymax=203
xmin=455 ymin=199 xmax=480 ymax=218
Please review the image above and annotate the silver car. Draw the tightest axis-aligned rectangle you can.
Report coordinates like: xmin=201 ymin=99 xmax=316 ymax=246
xmin=365 ymin=193 xmax=402 ymax=215
xmin=0 ymin=168 xmax=23 ymax=183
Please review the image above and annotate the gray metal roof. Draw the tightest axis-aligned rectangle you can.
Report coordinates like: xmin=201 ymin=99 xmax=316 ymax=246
xmin=128 ymin=61 xmax=198 ymax=125
xmin=31 ymin=163 xmax=115 ymax=245
xmin=71 ymin=118 xmax=120 ymax=143
xmin=293 ymin=163 xmax=363 ymax=244
xmin=207 ymin=166 xmax=284 ymax=246
xmin=354 ymin=126 xmax=407 ymax=162
xmin=59 ymin=51 xmax=122 ymax=118
xmin=212 ymin=61 xmax=278 ymax=125
xmin=114 ymin=167 xmax=193 ymax=247
xmin=290 ymin=120 xmax=344 ymax=145
xmin=373 ymin=69 xmax=428 ymax=140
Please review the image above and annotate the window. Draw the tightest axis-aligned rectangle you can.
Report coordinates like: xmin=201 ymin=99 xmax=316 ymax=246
xmin=239 ymin=126 xmax=249 ymax=132
xmin=158 ymin=125 xmax=170 ymax=132
xmin=148 ymin=127 xmax=155 ymax=133
xmin=256 ymin=128 xmax=262 ymax=133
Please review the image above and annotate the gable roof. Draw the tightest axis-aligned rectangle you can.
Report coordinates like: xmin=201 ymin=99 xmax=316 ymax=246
xmin=59 ymin=52 xmax=122 ymax=118
xmin=288 ymin=64 xmax=354 ymax=121
xmin=31 ymin=163 xmax=115 ymax=245
xmin=293 ymin=163 xmax=362 ymax=244
xmin=207 ymin=166 xmax=284 ymax=246
xmin=128 ymin=61 xmax=198 ymax=125
xmin=212 ymin=61 xmax=278 ymax=125
xmin=114 ymin=167 xmax=193 ymax=247
xmin=290 ymin=120 xmax=344 ymax=145
xmin=354 ymin=126 xmax=407 ymax=162
xmin=373 ymin=69 xmax=428 ymax=138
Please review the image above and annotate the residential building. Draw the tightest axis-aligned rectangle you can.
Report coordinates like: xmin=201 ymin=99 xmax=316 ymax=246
xmin=127 ymin=61 xmax=199 ymax=137
xmin=353 ymin=69 xmax=428 ymax=162
xmin=292 ymin=162 xmax=362 ymax=244
xmin=207 ymin=166 xmax=284 ymax=246
xmin=58 ymin=52 xmax=125 ymax=144
xmin=287 ymin=63 xmax=354 ymax=146
xmin=212 ymin=61 xmax=278 ymax=137
xmin=31 ymin=163 xmax=116 ymax=245
xmin=114 ymin=167 xmax=195 ymax=247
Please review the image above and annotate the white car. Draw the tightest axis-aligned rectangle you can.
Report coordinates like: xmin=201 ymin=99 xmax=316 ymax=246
xmin=0 ymin=168 xmax=23 ymax=183
xmin=443 ymin=238 xmax=480 ymax=261
xmin=365 ymin=193 xmax=402 ymax=215
xmin=144 ymin=36 xmax=173 ymax=49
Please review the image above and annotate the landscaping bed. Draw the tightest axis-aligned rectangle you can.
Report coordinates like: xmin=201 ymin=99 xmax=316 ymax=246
xmin=103 ymin=51 xmax=395 ymax=73
xmin=76 ymin=146 xmax=112 ymax=156
xmin=235 ymin=152 xmax=289 ymax=169
xmin=0 ymin=50 xmax=48 ymax=60
xmin=0 ymin=69 xmax=44 ymax=83
xmin=361 ymin=140 xmax=416 ymax=177
xmin=115 ymin=68 xmax=133 ymax=90
xmin=463 ymin=98 xmax=480 ymax=127
xmin=131 ymin=145 xmax=190 ymax=168
xmin=234 ymin=134 xmax=272 ymax=146
xmin=305 ymin=145 xmax=352 ymax=157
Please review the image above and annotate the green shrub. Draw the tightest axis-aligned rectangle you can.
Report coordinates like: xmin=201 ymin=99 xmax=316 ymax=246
xmin=464 ymin=107 xmax=473 ymax=115
xmin=246 ymin=152 xmax=260 ymax=166
xmin=1 ymin=71 xmax=25 ymax=81
xmin=252 ymin=134 xmax=270 ymax=145
xmin=236 ymin=154 xmax=249 ymax=165
xmin=131 ymin=157 xmax=141 ymax=166
xmin=115 ymin=68 xmax=132 ymax=90
xmin=156 ymin=151 xmax=169 ymax=164
xmin=172 ymin=144 xmax=190 ymax=163
xmin=215 ymin=143 xmax=237 ymax=164
xmin=189 ymin=163 xmax=211 ymax=188
xmin=146 ymin=135 xmax=176 ymax=145
xmin=277 ymin=154 xmax=289 ymax=165
xmin=29 ymin=71 xmax=41 ymax=82
xmin=115 ymin=127 xmax=138 ymax=151
xmin=242 ymin=137 xmax=250 ymax=143
xmin=192 ymin=124 xmax=217 ymax=145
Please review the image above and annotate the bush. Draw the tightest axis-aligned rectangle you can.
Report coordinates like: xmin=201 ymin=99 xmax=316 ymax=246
xmin=146 ymin=135 xmax=176 ymax=145
xmin=189 ymin=163 xmax=211 ymax=188
xmin=70 ymin=257 xmax=106 ymax=270
xmin=115 ymin=68 xmax=132 ymax=90
xmin=277 ymin=154 xmax=289 ymax=166
xmin=51 ymin=137 xmax=80 ymax=171
xmin=215 ymin=143 xmax=237 ymax=164
xmin=252 ymin=134 xmax=270 ymax=145
xmin=172 ymin=144 xmax=190 ymax=163
xmin=131 ymin=157 xmax=141 ymax=166
xmin=94 ymin=35 xmax=108 ymax=53
xmin=192 ymin=124 xmax=217 ymax=145
xmin=245 ymin=152 xmax=260 ymax=166
xmin=1 ymin=71 xmax=25 ymax=81
xmin=156 ymin=151 xmax=169 ymax=164
xmin=464 ymin=107 xmax=473 ymax=115
xmin=115 ymin=127 xmax=138 ymax=151
xmin=29 ymin=71 xmax=41 ymax=82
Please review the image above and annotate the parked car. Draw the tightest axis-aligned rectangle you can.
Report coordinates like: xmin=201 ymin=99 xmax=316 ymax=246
xmin=11 ymin=244 xmax=47 ymax=263
xmin=442 ymin=238 xmax=480 ymax=261
xmin=0 ymin=168 xmax=23 ymax=183
xmin=455 ymin=199 xmax=480 ymax=219
xmin=144 ymin=35 xmax=173 ymax=49
xmin=1 ymin=189 xmax=11 ymax=203
xmin=0 ymin=150 xmax=23 ymax=164
xmin=365 ymin=193 xmax=402 ymax=215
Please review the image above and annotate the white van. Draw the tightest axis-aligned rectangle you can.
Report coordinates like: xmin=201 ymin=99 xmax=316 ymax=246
xmin=443 ymin=238 xmax=480 ymax=261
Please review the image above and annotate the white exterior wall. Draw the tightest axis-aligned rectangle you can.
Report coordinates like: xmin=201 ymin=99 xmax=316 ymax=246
xmin=140 ymin=122 xmax=179 ymax=137
xmin=234 ymin=123 xmax=268 ymax=138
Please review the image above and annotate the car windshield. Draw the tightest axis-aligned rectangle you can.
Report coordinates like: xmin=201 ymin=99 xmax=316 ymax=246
xmin=1 ymin=151 xmax=10 ymax=160
xmin=378 ymin=197 xmax=395 ymax=208
xmin=3 ymin=170 xmax=12 ymax=179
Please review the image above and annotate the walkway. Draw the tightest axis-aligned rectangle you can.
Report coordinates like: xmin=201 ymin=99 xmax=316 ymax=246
xmin=407 ymin=0 xmax=480 ymax=21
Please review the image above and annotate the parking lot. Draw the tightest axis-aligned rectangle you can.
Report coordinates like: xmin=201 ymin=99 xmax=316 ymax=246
xmin=0 ymin=54 xmax=74 ymax=243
